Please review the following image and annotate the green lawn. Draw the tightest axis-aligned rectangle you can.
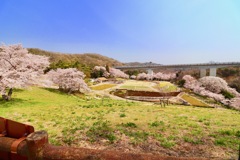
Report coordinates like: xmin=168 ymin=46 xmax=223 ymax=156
xmin=119 ymin=80 xmax=155 ymax=91
xmin=0 ymin=87 xmax=240 ymax=159
xmin=91 ymin=84 xmax=117 ymax=90
xmin=154 ymin=81 xmax=179 ymax=92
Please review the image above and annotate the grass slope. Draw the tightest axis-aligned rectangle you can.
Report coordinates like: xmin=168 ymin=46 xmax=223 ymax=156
xmin=0 ymin=87 xmax=240 ymax=159
xmin=180 ymin=93 xmax=211 ymax=107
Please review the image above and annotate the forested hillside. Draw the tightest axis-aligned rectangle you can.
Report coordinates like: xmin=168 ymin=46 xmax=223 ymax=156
xmin=28 ymin=48 xmax=123 ymax=77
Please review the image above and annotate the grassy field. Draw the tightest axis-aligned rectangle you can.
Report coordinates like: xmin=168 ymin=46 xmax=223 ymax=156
xmin=91 ymin=84 xmax=117 ymax=90
xmin=154 ymin=81 xmax=179 ymax=92
xmin=92 ymin=80 xmax=178 ymax=92
xmin=119 ymin=80 xmax=156 ymax=91
xmin=0 ymin=87 xmax=240 ymax=159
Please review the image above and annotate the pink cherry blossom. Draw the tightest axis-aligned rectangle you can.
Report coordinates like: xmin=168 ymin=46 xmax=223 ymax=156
xmin=47 ymin=68 xmax=90 ymax=93
xmin=154 ymin=72 xmax=176 ymax=80
xmin=109 ymin=68 xmax=129 ymax=79
xmin=136 ymin=72 xmax=148 ymax=80
xmin=199 ymin=76 xmax=228 ymax=94
xmin=182 ymin=75 xmax=240 ymax=109
xmin=0 ymin=44 xmax=49 ymax=100
xmin=93 ymin=66 xmax=129 ymax=79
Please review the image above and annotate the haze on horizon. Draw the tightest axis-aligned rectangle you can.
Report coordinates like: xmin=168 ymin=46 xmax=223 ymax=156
xmin=0 ymin=0 xmax=240 ymax=64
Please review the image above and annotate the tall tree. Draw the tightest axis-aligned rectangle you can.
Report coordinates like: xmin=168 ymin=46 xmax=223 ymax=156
xmin=105 ymin=64 xmax=110 ymax=73
xmin=0 ymin=44 xmax=49 ymax=100
xmin=109 ymin=68 xmax=129 ymax=79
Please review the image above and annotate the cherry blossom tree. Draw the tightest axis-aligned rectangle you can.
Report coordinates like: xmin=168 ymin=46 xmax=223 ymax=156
xmin=47 ymin=68 xmax=90 ymax=93
xmin=154 ymin=72 xmax=176 ymax=81
xmin=136 ymin=72 xmax=148 ymax=80
xmin=109 ymin=68 xmax=129 ymax=79
xmin=183 ymin=75 xmax=225 ymax=102
xmin=227 ymin=88 xmax=240 ymax=97
xmin=130 ymin=75 xmax=136 ymax=79
xmin=0 ymin=44 xmax=49 ymax=100
xmin=229 ymin=98 xmax=240 ymax=110
xmin=199 ymin=76 xmax=240 ymax=97
xmin=91 ymin=66 xmax=109 ymax=78
xmin=199 ymin=76 xmax=228 ymax=94
xmin=137 ymin=72 xmax=155 ymax=80
xmin=137 ymin=72 xmax=176 ymax=81
xmin=182 ymin=75 xmax=240 ymax=109
xmin=182 ymin=75 xmax=200 ymax=90
xmin=92 ymin=66 xmax=129 ymax=79
xmin=146 ymin=74 xmax=154 ymax=81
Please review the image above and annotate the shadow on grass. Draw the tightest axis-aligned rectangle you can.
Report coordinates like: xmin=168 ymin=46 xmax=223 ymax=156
xmin=13 ymin=88 xmax=25 ymax=93
xmin=0 ymin=98 xmax=25 ymax=108
xmin=41 ymin=87 xmax=67 ymax=95
xmin=3 ymin=88 xmax=24 ymax=94
xmin=42 ymin=87 xmax=86 ymax=99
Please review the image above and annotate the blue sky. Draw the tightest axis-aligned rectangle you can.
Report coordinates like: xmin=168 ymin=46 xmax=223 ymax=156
xmin=1 ymin=0 xmax=240 ymax=64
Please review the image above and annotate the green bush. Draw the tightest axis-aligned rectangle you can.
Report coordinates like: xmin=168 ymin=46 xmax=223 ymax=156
xmin=221 ymin=90 xmax=235 ymax=99
xmin=120 ymin=113 xmax=126 ymax=117
xmin=177 ymin=79 xmax=186 ymax=87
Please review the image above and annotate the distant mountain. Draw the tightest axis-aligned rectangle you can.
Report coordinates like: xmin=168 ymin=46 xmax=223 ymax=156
xmin=124 ymin=62 xmax=161 ymax=66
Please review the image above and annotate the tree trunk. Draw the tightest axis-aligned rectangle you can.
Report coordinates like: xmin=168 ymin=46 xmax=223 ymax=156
xmin=2 ymin=88 xmax=13 ymax=101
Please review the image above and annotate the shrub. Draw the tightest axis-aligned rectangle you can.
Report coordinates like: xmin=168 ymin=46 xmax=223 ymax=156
xmin=119 ymin=113 xmax=126 ymax=117
xmin=221 ymin=90 xmax=235 ymax=99
xmin=177 ymin=79 xmax=186 ymax=87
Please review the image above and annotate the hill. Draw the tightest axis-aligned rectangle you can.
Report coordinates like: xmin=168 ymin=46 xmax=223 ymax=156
xmin=28 ymin=48 xmax=123 ymax=77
